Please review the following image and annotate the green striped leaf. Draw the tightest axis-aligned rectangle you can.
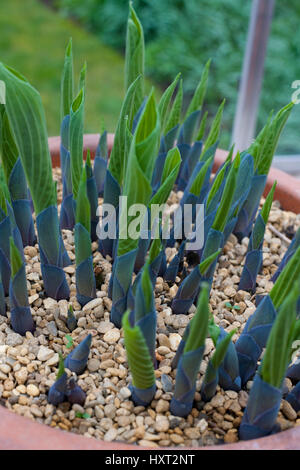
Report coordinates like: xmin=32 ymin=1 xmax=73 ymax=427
xmin=184 ymin=283 xmax=209 ymax=353
xmin=108 ymin=75 xmax=142 ymax=186
xmin=199 ymin=249 xmax=221 ymax=276
xmin=211 ymin=330 xmax=235 ymax=369
xmin=70 ymin=88 xmax=84 ymax=200
xmin=150 ymin=147 xmax=181 ymax=206
xmin=0 ymin=64 xmax=55 ymax=215
xmin=185 ymin=59 xmax=211 ymax=119
xmin=261 ymin=181 xmax=276 ymax=224
xmin=200 ymin=99 xmax=225 ymax=159
xmin=196 ymin=111 xmax=208 ymax=141
xmin=165 ymin=78 xmax=183 ymax=134
xmin=158 ymin=73 xmax=181 ymax=135
xmin=262 ymin=282 xmax=299 ymax=388
xmin=9 ymin=236 xmax=23 ymax=278
xmin=61 ymin=38 xmax=74 ymax=120
xmin=190 ymin=156 xmax=213 ymax=197
xmin=79 ymin=62 xmax=87 ymax=92
xmin=123 ymin=310 xmax=155 ymax=389
xmin=270 ymin=246 xmax=300 ymax=309
xmin=125 ymin=3 xmax=145 ymax=119
xmin=0 ymin=109 xmax=18 ymax=181
xmin=75 ymin=167 xmax=90 ymax=233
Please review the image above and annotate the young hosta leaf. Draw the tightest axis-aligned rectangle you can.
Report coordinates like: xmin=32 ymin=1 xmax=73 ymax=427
xmin=0 ymin=184 xmax=7 ymax=218
xmin=125 ymin=3 xmax=145 ymax=119
xmin=165 ymin=78 xmax=183 ymax=134
xmin=185 ymin=59 xmax=211 ymax=119
xmin=199 ymin=249 xmax=221 ymax=276
xmin=158 ymin=73 xmax=181 ymax=135
xmin=70 ymin=88 xmax=84 ymax=200
xmin=108 ymin=76 xmax=142 ymax=188
xmin=196 ymin=111 xmax=208 ymax=141
xmin=61 ymin=38 xmax=74 ymax=120
xmin=189 ymin=156 xmax=213 ymax=197
xmin=123 ymin=310 xmax=155 ymax=390
xmin=200 ymin=99 xmax=225 ymax=159
xmin=118 ymin=90 xmax=160 ymax=256
xmin=248 ymin=111 xmax=273 ymax=171
xmin=261 ymin=282 xmax=299 ymax=389
xmin=0 ymin=110 xmax=18 ymax=181
xmin=212 ymin=152 xmax=240 ymax=233
xmin=270 ymin=246 xmax=300 ymax=309
xmin=79 ymin=62 xmax=87 ymax=92
xmin=184 ymin=283 xmax=210 ymax=353
xmin=211 ymin=330 xmax=236 ymax=369
xmin=75 ymin=167 xmax=90 ymax=234
xmin=261 ymin=181 xmax=277 ymax=225
xmin=9 ymin=236 xmax=22 ymax=278
xmin=64 ymin=334 xmax=92 ymax=375
xmin=0 ymin=64 xmax=56 ymax=215
xmin=149 ymin=147 xmax=181 ymax=206
xmin=257 ymin=103 xmax=294 ymax=176
xmin=206 ymin=160 xmax=230 ymax=212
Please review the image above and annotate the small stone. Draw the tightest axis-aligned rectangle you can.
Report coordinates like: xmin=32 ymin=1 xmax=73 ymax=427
xmin=103 ymin=329 xmax=120 ymax=344
xmin=46 ymin=321 xmax=58 ymax=337
xmin=117 ymin=416 xmax=131 ymax=426
xmin=197 ymin=418 xmax=208 ymax=432
xmin=282 ymin=400 xmax=297 ymax=421
xmin=15 ymin=367 xmax=28 ymax=385
xmin=184 ymin=427 xmax=200 ymax=439
xmin=37 ymin=346 xmax=54 ymax=362
xmin=26 ymin=384 xmax=39 ymax=397
xmin=156 ymin=346 xmax=170 ymax=355
xmin=43 ymin=298 xmax=58 ymax=310
xmin=0 ymin=364 xmax=11 ymax=374
xmin=156 ymin=399 xmax=169 ymax=413
xmin=6 ymin=332 xmax=23 ymax=347
xmin=82 ymin=298 xmax=103 ymax=312
xmin=224 ymin=286 xmax=236 ymax=298
xmin=103 ymin=428 xmax=118 ymax=442
xmin=169 ymin=333 xmax=181 ymax=351
xmin=224 ymin=429 xmax=238 ymax=443
xmin=46 ymin=353 xmax=59 ymax=367
xmin=119 ymin=387 xmax=131 ymax=400
xmin=161 ymin=374 xmax=173 ymax=393
xmin=29 ymin=294 xmax=39 ymax=304
xmin=157 ymin=334 xmax=171 ymax=348
xmin=104 ymin=403 xmax=116 ymax=419
xmin=170 ymin=434 xmax=184 ymax=444
xmin=87 ymin=359 xmax=100 ymax=372
xmin=210 ymin=394 xmax=225 ymax=408
xmin=238 ymin=390 xmax=248 ymax=408
xmin=97 ymin=321 xmax=114 ymax=334
xmin=155 ymin=415 xmax=169 ymax=432
xmin=135 ymin=426 xmax=145 ymax=439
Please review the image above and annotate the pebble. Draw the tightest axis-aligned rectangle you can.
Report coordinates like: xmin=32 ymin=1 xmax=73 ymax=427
xmin=43 ymin=298 xmax=58 ymax=310
xmin=15 ymin=368 xmax=28 ymax=385
xmin=282 ymin=400 xmax=297 ymax=421
xmin=6 ymin=332 xmax=23 ymax=347
xmin=197 ymin=418 xmax=208 ymax=432
xmin=97 ymin=321 xmax=114 ymax=334
xmin=37 ymin=346 xmax=54 ymax=362
xmin=119 ymin=387 xmax=131 ymax=400
xmin=26 ymin=384 xmax=40 ymax=397
xmin=87 ymin=359 xmax=100 ymax=372
xmin=156 ymin=399 xmax=169 ymax=413
xmin=82 ymin=298 xmax=103 ymax=312
xmin=46 ymin=353 xmax=59 ymax=367
xmin=104 ymin=428 xmax=118 ymax=442
xmin=155 ymin=415 xmax=169 ymax=432
xmin=46 ymin=321 xmax=58 ymax=337
xmin=103 ymin=329 xmax=120 ymax=344
xmin=169 ymin=333 xmax=181 ymax=351
xmin=161 ymin=374 xmax=173 ymax=393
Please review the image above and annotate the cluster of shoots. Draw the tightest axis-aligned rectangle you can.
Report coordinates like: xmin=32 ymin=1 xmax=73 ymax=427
xmin=0 ymin=3 xmax=299 ymax=442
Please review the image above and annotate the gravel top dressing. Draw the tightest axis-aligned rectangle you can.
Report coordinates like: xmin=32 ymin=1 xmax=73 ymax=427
xmin=0 ymin=169 xmax=299 ymax=448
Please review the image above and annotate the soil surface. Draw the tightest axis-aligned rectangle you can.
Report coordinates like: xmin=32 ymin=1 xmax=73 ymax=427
xmin=0 ymin=168 xmax=300 ymax=447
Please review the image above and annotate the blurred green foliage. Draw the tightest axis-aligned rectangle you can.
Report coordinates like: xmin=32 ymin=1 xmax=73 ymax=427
xmin=0 ymin=0 xmax=127 ymax=135
xmin=57 ymin=0 xmax=300 ymax=153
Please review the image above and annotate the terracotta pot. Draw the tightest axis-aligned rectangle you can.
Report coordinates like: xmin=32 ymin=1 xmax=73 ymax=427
xmin=1 ymin=134 xmax=299 ymax=450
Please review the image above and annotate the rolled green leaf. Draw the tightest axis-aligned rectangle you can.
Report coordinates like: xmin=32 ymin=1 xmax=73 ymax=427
xmin=64 ymin=334 xmax=92 ymax=375
xmin=235 ymin=104 xmax=293 ymax=240
xmin=165 ymin=78 xmax=183 ymax=137
xmin=93 ymin=131 xmax=108 ymax=197
xmin=9 ymin=237 xmax=35 ymax=336
xmin=0 ymin=110 xmax=36 ymax=246
xmin=74 ymin=168 xmax=96 ymax=307
xmin=201 ymin=330 xmax=235 ymax=402
xmin=125 ymin=3 xmax=145 ymax=121
xmin=111 ymin=90 xmax=160 ymax=327
xmin=61 ymin=38 xmax=74 ymax=121
xmin=67 ymin=304 xmax=77 ymax=332
xmin=70 ymin=88 xmax=84 ymax=201
xmin=85 ymin=150 xmax=99 ymax=241
xmin=170 ymin=284 xmax=209 ymax=417
xmin=239 ymin=283 xmax=299 ymax=440
xmin=171 ymin=249 xmax=220 ymax=315
xmin=48 ymin=353 xmax=68 ymax=406
xmin=158 ymin=73 xmax=181 ymax=136
xmin=200 ymin=99 xmax=225 ymax=160
xmin=123 ymin=310 xmax=156 ymax=406
xmin=0 ymin=64 xmax=69 ymax=300
xmin=134 ymin=263 xmax=156 ymax=366
xmin=185 ymin=59 xmax=211 ymax=120
xmin=59 ymin=114 xmax=75 ymax=231
xmin=239 ymin=182 xmax=276 ymax=293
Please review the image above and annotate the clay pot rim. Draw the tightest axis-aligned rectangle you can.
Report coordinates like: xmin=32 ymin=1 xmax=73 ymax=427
xmin=1 ymin=134 xmax=299 ymax=450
